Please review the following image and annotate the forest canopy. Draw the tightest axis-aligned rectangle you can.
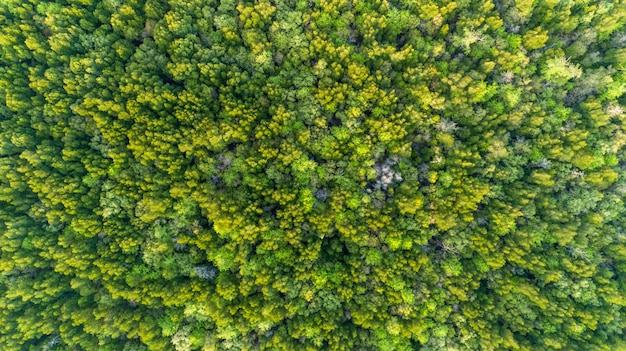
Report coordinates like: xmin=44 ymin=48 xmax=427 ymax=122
xmin=1 ymin=0 xmax=626 ymax=350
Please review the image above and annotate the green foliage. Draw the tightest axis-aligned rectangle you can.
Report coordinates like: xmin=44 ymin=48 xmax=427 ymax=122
xmin=0 ymin=0 xmax=625 ymax=350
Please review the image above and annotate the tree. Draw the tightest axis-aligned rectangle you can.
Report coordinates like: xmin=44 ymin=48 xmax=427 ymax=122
xmin=0 ymin=0 xmax=625 ymax=349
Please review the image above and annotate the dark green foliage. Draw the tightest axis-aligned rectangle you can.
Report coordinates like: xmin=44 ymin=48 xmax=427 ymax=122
xmin=1 ymin=0 xmax=626 ymax=350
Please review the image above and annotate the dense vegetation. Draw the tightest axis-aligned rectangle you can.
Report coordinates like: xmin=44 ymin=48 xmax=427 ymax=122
xmin=1 ymin=0 xmax=626 ymax=350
